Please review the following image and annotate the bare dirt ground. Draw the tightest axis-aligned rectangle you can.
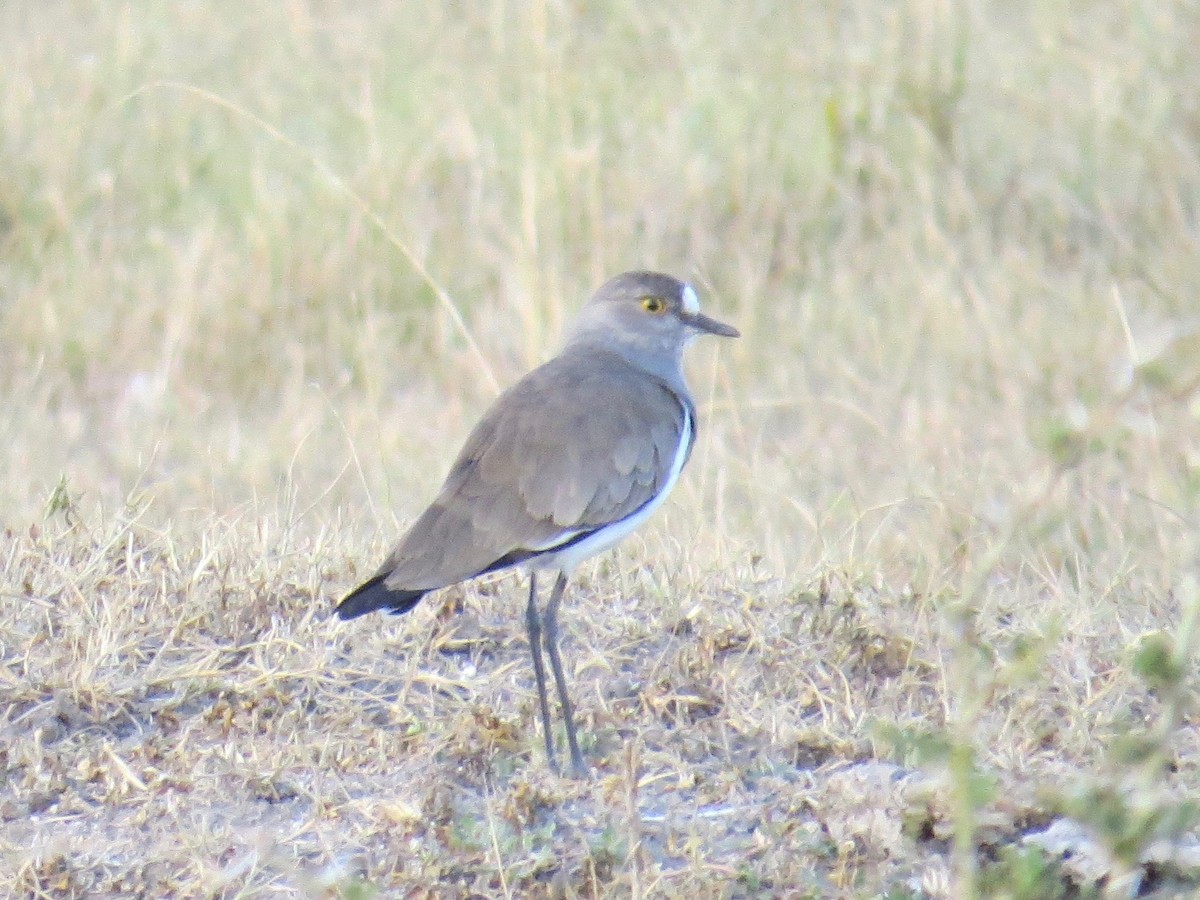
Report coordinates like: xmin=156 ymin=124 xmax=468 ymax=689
xmin=3 ymin=2 xmax=1200 ymax=897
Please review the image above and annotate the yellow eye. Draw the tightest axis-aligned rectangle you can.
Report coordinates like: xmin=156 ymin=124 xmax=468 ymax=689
xmin=641 ymin=296 xmax=666 ymax=314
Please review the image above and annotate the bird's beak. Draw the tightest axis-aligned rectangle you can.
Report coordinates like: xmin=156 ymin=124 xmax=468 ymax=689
xmin=684 ymin=311 xmax=740 ymax=338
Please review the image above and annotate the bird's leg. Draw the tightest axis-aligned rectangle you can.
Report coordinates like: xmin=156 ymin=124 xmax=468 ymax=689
xmin=525 ymin=572 xmax=559 ymax=773
xmin=543 ymin=571 xmax=586 ymax=776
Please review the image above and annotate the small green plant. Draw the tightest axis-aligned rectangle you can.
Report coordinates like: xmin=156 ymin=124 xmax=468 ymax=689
xmin=1057 ymin=577 xmax=1200 ymax=890
xmin=876 ymin=577 xmax=1063 ymax=898
xmin=587 ymin=825 xmax=627 ymax=872
xmin=977 ymin=845 xmax=1085 ymax=900
xmin=337 ymin=879 xmax=378 ymax=900
xmin=735 ymin=863 xmax=763 ymax=892
xmin=44 ymin=474 xmax=79 ymax=524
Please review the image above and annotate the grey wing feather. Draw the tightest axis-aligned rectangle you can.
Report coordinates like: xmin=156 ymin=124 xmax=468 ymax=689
xmin=377 ymin=348 xmax=688 ymax=592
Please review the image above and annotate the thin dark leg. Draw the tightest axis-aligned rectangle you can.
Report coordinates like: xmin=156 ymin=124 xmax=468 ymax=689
xmin=544 ymin=571 xmax=586 ymax=776
xmin=525 ymin=572 xmax=558 ymax=772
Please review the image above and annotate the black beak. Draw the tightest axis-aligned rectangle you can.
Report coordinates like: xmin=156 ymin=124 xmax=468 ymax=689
xmin=685 ymin=311 xmax=740 ymax=338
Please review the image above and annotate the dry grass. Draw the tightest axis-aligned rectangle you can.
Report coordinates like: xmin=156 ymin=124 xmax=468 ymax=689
xmin=3 ymin=1 xmax=1200 ymax=897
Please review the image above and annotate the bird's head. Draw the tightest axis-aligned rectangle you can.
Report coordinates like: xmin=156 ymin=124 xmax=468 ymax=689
xmin=568 ymin=271 xmax=739 ymax=371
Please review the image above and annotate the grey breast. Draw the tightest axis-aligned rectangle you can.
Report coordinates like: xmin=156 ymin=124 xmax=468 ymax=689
xmin=375 ymin=345 xmax=690 ymax=592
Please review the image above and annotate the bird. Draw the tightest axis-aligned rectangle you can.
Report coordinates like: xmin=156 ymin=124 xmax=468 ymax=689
xmin=336 ymin=270 xmax=738 ymax=775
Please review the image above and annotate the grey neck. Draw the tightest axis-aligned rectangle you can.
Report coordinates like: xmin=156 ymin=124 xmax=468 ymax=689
xmin=564 ymin=329 xmax=693 ymax=400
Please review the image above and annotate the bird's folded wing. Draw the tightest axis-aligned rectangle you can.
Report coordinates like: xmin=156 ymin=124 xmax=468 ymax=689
xmin=378 ymin=349 xmax=689 ymax=591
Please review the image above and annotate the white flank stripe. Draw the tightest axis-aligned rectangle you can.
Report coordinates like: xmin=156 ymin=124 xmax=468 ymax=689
xmin=532 ymin=406 xmax=693 ymax=574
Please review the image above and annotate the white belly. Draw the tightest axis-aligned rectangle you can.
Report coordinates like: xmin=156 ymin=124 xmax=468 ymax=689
xmin=530 ymin=410 xmax=692 ymax=575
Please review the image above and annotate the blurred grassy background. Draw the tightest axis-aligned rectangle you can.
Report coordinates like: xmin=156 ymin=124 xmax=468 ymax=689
xmin=5 ymin=2 xmax=1196 ymax=543
xmin=3 ymin=0 xmax=1200 ymax=895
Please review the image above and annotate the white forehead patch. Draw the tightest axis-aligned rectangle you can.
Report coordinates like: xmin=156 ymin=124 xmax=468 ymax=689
xmin=681 ymin=283 xmax=700 ymax=314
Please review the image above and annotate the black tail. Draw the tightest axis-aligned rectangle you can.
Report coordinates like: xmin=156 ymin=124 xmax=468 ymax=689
xmin=336 ymin=573 xmax=427 ymax=620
